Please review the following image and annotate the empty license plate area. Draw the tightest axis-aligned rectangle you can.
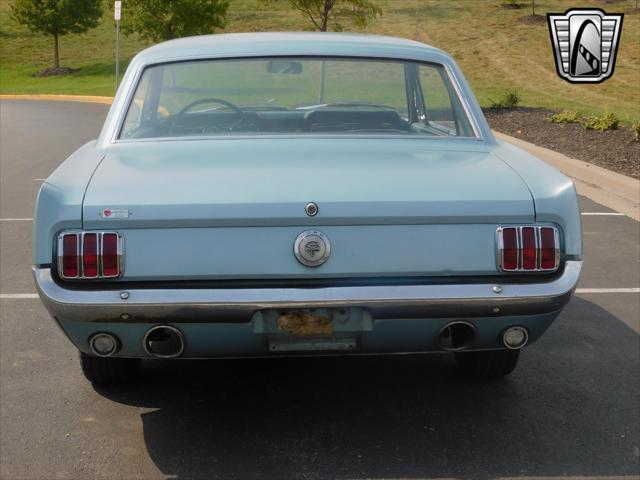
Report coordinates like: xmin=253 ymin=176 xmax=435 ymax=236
xmin=252 ymin=308 xmax=372 ymax=352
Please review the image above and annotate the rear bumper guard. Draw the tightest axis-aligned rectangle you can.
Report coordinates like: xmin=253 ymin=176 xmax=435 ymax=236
xmin=33 ymin=261 xmax=582 ymax=323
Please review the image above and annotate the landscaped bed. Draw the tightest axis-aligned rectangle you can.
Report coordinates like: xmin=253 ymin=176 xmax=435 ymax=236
xmin=485 ymin=107 xmax=640 ymax=180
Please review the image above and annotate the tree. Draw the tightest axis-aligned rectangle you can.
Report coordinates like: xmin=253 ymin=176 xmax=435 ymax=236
xmin=264 ymin=0 xmax=381 ymax=32
xmin=123 ymin=0 xmax=229 ymax=43
xmin=11 ymin=0 xmax=102 ymax=69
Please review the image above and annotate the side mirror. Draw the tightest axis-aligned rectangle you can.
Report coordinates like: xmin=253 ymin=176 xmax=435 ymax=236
xmin=267 ymin=60 xmax=303 ymax=74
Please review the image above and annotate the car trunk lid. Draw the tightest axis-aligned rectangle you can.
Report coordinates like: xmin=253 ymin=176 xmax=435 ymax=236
xmin=83 ymin=139 xmax=534 ymax=228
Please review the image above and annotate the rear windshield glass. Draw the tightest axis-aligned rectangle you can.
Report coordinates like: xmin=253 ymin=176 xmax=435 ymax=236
xmin=119 ymin=57 xmax=475 ymax=139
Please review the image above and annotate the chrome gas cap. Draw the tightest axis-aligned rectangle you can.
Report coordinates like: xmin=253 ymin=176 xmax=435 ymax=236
xmin=294 ymin=230 xmax=331 ymax=267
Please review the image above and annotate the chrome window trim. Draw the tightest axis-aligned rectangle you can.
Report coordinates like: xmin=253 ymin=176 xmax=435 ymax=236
xmin=442 ymin=63 xmax=483 ymax=140
xmin=110 ymin=55 xmax=484 ymax=143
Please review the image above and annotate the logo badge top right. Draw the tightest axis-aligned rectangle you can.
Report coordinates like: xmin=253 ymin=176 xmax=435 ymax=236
xmin=548 ymin=9 xmax=623 ymax=84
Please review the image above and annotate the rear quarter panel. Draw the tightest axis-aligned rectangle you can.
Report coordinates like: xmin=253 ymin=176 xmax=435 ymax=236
xmin=32 ymin=141 xmax=104 ymax=265
xmin=493 ymin=141 xmax=583 ymax=259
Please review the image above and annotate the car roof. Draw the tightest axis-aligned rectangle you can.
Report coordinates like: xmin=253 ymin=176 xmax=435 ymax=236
xmin=132 ymin=32 xmax=451 ymax=66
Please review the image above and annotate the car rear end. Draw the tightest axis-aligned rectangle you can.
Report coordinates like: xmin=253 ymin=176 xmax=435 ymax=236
xmin=32 ymin=34 xmax=582 ymax=383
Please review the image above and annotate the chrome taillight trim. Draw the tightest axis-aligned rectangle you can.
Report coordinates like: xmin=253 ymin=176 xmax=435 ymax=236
xmin=57 ymin=232 xmax=80 ymax=279
xmin=57 ymin=231 xmax=124 ymax=280
xmin=497 ymin=226 xmax=560 ymax=273
xmin=100 ymin=232 xmax=124 ymax=279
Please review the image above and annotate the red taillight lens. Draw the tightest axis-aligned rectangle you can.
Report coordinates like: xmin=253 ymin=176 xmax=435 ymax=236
xmin=61 ymin=234 xmax=79 ymax=278
xmin=521 ymin=227 xmax=537 ymax=270
xmin=59 ymin=231 xmax=122 ymax=279
xmin=498 ymin=226 xmax=559 ymax=273
xmin=540 ymin=227 xmax=557 ymax=270
xmin=102 ymin=233 xmax=120 ymax=277
xmin=501 ymin=227 xmax=518 ymax=270
xmin=82 ymin=233 xmax=98 ymax=277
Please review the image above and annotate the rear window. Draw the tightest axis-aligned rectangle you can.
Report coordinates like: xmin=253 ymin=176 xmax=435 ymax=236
xmin=119 ymin=57 xmax=475 ymax=139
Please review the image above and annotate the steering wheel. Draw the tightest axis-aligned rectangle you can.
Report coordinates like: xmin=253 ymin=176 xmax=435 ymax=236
xmin=168 ymin=97 xmax=246 ymax=135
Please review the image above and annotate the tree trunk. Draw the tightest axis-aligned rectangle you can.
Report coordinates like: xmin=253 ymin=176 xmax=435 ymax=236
xmin=532 ymin=0 xmax=535 ymax=16
xmin=320 ymin=0 xmax=331 ymax=31
xmin=53 ymin=32 xmax=60 ymax=69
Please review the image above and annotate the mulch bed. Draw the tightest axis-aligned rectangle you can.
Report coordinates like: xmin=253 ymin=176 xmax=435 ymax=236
xmin=484 ymin=107 xmax=640 ymax=179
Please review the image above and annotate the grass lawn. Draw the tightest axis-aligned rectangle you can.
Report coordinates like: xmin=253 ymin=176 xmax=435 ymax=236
xmin=1 ymin=0 xmax=638 ymax=122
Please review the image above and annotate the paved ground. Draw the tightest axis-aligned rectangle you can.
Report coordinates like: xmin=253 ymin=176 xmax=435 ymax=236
xmin=0 ymin=100 xmax=638 ymax=480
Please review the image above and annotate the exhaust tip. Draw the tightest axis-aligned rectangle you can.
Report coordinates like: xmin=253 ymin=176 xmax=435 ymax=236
xmin=143 ymin=325 xmax=185 ymax=358
xmin=438 ymin=321 xmax=476 ymax=351
xmin=89 ymin=332 xmax=120 ymax=357
xmin=502 ymin=326 xmax=529 ymax=350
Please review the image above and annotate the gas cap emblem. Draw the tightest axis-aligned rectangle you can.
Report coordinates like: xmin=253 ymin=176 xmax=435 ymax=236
xmin=294 ymin=230 xmax=330 ymax=267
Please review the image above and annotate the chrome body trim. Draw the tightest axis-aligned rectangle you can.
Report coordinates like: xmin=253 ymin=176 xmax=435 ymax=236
xmin=57 ymin=231 xmax=124 ymax=280
xmin=34 ymin=261 xmax=582 ymax=324
xmin=496 ymin=226 xmax=561 ymax=273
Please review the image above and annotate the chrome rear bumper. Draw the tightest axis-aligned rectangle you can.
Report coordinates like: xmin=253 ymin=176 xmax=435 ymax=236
xmin=33 ymin=262 xmax=581 ymax=323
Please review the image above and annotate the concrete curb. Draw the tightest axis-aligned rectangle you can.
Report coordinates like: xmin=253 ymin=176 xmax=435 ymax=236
xmin=493 ymin=131 xmax=640 ymax=221
xmin=0 ymin=94 xmax=113 ymax=105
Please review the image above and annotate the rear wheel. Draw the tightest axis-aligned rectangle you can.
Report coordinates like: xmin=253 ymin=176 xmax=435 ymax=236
xmin=455 ymin=349 xmax=520 ymax=378
xmin=79 ymin=352 xmax=141 ymax=385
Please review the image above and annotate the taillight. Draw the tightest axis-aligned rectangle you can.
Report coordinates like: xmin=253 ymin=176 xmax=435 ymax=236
xmin=540 ymin=227 xmax=557 ymax=270
xmin=501 ymin=227 xmax=518 ymax=270
xmin=82 ymin=233 xmax=98 ymax=278
xmin=61 ymin=233 xmax=79 ymax=278
xmin=521 ymin=227 xmax=537 ymax=270
xmin=497 ymin=226 xmax=559 ymax=272
xmin=58 ymin=232 xmax=122 ymax=279
xmin=101 ymin=233 xmax=120 ymax=278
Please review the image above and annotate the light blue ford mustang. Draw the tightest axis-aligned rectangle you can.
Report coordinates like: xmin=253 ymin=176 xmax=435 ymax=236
xmin=33 ymin=33 xmax=582 ymax=384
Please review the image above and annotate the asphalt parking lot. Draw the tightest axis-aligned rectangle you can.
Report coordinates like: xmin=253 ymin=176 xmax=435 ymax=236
xmin=1 ymin=99 xmax=639 ymax=480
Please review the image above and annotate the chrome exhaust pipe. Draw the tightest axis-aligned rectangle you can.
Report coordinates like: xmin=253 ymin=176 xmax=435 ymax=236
xmin=143 ymin=325 xmax=185 ymax=358
xmin=438 ymin=321 xmax=476 ymax=351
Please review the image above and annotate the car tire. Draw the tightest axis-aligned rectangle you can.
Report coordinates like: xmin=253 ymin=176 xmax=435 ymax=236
xmin=455 ymin=349 xmax=520 ymax=378
xmin=79 ymin=352 xmax=141 ymax=385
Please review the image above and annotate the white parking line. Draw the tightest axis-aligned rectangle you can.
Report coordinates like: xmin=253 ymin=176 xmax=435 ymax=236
xmin=581 ymin=212 xmax=625 ymax=216
xmin=0 ymin=294 xmax=39 ymax=299
xmin=0 ymin=218 xmax=33 ymax=222
xmin=32 ymin=178 xmax=46 ymax=181
xmin=576 ymin=288 xmax=640 ymax=294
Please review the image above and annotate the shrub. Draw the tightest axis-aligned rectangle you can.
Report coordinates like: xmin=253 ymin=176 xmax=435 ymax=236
xmin=632 ymin=121 xmax=640 ymax=140
xmin=489 ymin=90 xmax=520 ymax=109
xmin=583 ymin=112 xmax=619 ymax=132
xmin=550 ymin=110 xmax=580 ymax=124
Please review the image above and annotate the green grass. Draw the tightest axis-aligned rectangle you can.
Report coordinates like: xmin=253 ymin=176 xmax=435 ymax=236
xmin=1 ymin=0 xmax=639 ymax=122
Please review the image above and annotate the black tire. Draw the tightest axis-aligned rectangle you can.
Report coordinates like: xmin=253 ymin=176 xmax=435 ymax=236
xmin=455 ymin=349 xmax=520 ymax=378
xmin=79 ymin=352 xmax=141 ymax=385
